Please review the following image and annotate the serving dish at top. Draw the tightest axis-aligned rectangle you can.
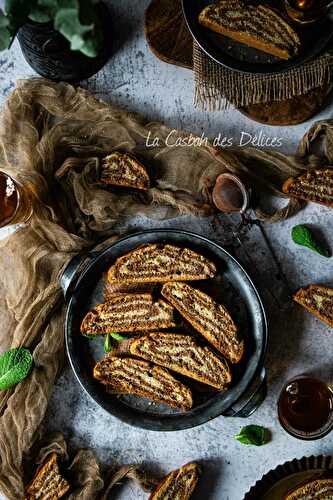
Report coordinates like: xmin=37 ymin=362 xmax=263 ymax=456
xmin=182 ymin=0 xmax=333 ymax=75
xmin=61 ymin=230 xmax=268 ymax=431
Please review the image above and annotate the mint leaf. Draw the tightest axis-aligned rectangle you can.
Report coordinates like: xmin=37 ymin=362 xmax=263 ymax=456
xmin=292 ymin=225 xmax=330 ymax=257
xmin=110 ymin=333 xmax=129 ymax=342
xmin=104 ymin=333 xmax=113 ymax=353
xmin=234 ymin=425 xmax=269 ymax=446
xmin=0 ymin=347 xmax=33 ymax=390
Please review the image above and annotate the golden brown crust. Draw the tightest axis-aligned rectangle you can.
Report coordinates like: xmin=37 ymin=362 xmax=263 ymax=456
xmin=293 ymin=284 xmax=333 ymax=328
xmin=107 ymin=244 xmax=216 ymax=285
xmin=80 ymin=293 xmax=176 ymax=336
xmin=94 ymin=356 xmax=193 ymax=411
xmin=161 ymin=283 xmax=244 ymax=364
xmin=284 ymin=477 xmax=333 ymax=500
xmin=199 ymin=17 xmax=290 ymax=59
xmin=25 ymin=453 xmax=70 ymax=500
xmin=149 ymin=463 xmax=200 ymax=500
xmin=130 ymin=332 xmax=232 ymax=389
xmin=101 ymin=151 xmax=150 ymax=191
xmin=282 ymin=169 xmax=333 ymax=208
xmin=198 ymin=2 xmax=300 ymax=60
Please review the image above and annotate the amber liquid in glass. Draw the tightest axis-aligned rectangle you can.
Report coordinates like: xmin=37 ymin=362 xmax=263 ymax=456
xmin=285 ymin=0 xmax=330 ymax=23
xmin=278 ymin=376 xmax=333 ymax=439
xmin=0 ymin=172 xmax=33 ymax=228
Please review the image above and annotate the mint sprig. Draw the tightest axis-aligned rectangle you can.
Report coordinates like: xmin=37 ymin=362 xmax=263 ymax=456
xmin=292 ymin=225 xmax=330 ymax=257
xmin=234 ymin=425 xmax=269 ymax=446
xmin=0 ymin=347 xmax=33 ymax=391
xmin=104 ymin=333 xmax=113 ymax=353
xmin=110 ymin=333 xmax=129 ymax=342
xmin=103 ymin=332 xmax=129 ymax=353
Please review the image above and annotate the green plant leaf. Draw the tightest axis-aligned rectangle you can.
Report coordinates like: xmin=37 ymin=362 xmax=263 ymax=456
xmin=5 ymin=0 xmax=31 ymax=35
xmin=0 ymin=347 xmax=33 ymax=391
xmin=234 ymin=425 xmax=269 ymax=446
xmin=0 ymin=9 xmax=10 ymax=28
xmin=29 ymin=8 xmax=52 ymax=23
xmin=110 ymin=332 xmax=129 ymax=342
xmin=54 ymin=4 xmax=99 ymax=57
xmin=38 ymin=0 xmax=59 ymax=7
xmin=104 ymin=333 xmax=113 ymax=353
xmin=292 ymin=225 xmax=330 ymax=257
xmin=0 ymin=10 xmax=11 ymax=50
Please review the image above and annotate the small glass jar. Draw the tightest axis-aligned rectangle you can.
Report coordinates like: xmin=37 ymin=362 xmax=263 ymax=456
xmin=0 ymin=172 xmax=33 ymax=228
xmin=278 ymin=375 xmax=333 ymax=440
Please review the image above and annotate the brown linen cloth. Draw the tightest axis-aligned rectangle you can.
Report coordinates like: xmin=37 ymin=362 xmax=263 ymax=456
xmin=0 ymin=78 xmax=332 ymax=499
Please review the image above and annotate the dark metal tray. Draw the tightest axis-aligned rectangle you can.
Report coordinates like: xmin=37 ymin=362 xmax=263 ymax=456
xmin=61 ymin=230 xmax=268 ymax=431
xmin=182 ymin=0 xmax=333 ymax=75
xmin=244 ymin=455 xmax=333 ymax=499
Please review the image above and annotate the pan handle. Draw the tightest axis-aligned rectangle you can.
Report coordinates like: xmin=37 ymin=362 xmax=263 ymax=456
xmin=60 ymin=253 xmax=94 ymax=302
xmin=222 ymin=367 xmax=267 ymax=418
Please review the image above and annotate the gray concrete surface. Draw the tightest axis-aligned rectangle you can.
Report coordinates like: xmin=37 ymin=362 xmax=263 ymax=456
xmin=0 ymin=1 xmax=333 ymax=499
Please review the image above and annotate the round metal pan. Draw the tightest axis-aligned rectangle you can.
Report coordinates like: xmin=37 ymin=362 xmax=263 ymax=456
xmin=182 ymin=0 xmax=333 ymax=75
xmin=244 ymin=455 xmax=333 ymax=499
xmin=61 ymin=229 xmax=268 ymax=431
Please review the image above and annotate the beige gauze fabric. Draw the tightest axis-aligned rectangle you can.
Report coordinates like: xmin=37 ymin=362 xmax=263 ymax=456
xmin=0 ymin=78 xmax=332 ymax=499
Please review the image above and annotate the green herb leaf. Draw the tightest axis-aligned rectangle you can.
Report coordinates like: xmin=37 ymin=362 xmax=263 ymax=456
xmin=292 ymin=225 xmax=330 ymax=257
xmin=104 ymin=333 xmax=113 ymax=353
xmin=0 ymin=347 xmax=33 ymax=391
xmin=234 ymin=425 xmax=269 ymax=446
xmin=110 ymin=332 xmax=129 ymax=342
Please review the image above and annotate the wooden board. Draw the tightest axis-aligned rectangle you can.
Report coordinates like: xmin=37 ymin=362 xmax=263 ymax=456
xmin=239 ymin=84 xmax=333 ymax=126
xmin=144 ymin=0 xmax=332 ymax=125
xmin=144 ymin=0 xmax=192 ymax=69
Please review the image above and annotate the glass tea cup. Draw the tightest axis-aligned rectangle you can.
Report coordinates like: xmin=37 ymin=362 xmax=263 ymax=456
xmin=284 ymin=0 xmax=333 ymax=24
xmin=0 ymin=171 xmax=33 ymax=228
xmin=278 ymin=375 xmax=333 ymax=440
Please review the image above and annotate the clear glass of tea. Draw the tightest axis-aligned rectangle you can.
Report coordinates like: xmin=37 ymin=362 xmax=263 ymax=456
xmin=0 ymin=171 xmax=33 ymax=228
xmin=278 ymin=375 xmax=333 ymax=440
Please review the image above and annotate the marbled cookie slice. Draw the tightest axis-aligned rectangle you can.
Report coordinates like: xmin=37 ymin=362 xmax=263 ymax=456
xmin=283 ymin=169 xmax=333 ymax=208
xmin=294 ymin=285 xmax=333 ymax=328
xmin=161 ymin=282 xmax=243 ymax=364
xmin=81 ymin=293 xmax=176 ymax=336
xmin=94 ymin=356 xmax=193 ymax=411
